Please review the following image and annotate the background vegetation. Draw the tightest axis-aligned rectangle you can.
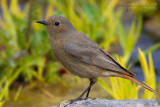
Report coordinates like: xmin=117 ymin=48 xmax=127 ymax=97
xmin=0 ymin=0 xmax=160 ymax=106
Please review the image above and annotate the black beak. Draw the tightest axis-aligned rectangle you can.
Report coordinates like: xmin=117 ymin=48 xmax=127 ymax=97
xmin=36 ymin=21 xmax=47 ymax=25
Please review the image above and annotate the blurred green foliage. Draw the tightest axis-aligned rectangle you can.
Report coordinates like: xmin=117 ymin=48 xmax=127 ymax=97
xmin=131 ymin=0 xmax=157 ymax=14
xmin=0 ymin=0 xmax=159 ymax=105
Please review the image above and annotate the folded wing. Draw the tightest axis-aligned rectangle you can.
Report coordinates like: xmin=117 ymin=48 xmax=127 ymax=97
xmin=64 ymin=41 xmax=135 ymax=77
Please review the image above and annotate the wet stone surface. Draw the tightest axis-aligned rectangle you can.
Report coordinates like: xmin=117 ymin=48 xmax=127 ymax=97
xmin=56 ymin=99 xmax=160 ymax=107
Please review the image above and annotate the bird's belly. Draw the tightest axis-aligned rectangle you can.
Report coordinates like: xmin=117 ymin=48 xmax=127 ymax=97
xmin=58 ymin=55 xmax=103 ymax=78
xmin=65 ymin=63 xmax=100 ymax=78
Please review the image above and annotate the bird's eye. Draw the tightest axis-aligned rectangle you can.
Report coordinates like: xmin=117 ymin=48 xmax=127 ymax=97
xmin=55 ymin=22 xmax=60 ymax=26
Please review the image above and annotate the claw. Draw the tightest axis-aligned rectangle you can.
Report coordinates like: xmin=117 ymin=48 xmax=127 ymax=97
xmin=69 ymin=97 xmax=84 ymax=104
xmin=84 ymin=97 xmax=91 ymax=100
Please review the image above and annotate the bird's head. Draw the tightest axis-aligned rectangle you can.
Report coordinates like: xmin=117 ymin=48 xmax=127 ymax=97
xmin=36 ymin=16 xmax=75 ymax=38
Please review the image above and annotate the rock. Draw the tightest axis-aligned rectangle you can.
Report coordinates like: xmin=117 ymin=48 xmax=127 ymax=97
xmin=55 ymin=99 xmax=160 ymax=107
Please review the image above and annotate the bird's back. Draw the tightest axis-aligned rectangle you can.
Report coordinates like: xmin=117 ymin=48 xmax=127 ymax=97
xmin=63 ymin=31 xmax=135 ymax=78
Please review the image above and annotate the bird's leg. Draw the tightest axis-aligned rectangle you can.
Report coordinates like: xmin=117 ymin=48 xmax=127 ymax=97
xmin=85 ymin=80 xmax=93 ymax=99
xmin=70 ymin=80 xmax=96 ymax=103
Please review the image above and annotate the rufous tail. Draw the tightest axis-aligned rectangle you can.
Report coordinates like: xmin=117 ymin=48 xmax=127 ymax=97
xmin=120 ymin=73 xmax=157 ymax=94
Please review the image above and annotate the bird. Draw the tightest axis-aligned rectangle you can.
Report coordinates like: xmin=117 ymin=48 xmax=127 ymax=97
xmin=36 ymin=16 xmax=156 ymax=102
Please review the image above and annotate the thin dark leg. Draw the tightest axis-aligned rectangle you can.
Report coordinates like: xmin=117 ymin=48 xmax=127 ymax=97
xmin=70 ymin=80 xmax=96 ymax=103
xmin=85 ymin=81 xmax=92 ymax=98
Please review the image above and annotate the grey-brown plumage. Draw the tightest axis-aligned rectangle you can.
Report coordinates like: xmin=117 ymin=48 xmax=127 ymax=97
xmin=36 ymin=16 xmax=156 ymax=102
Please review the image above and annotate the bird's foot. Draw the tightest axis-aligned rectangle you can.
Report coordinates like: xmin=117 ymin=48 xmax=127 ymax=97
xmin=84 ymin=97 xmax=92 ymax=100
xmin=69 ymin=97 xmax=85 ymax=104
xmin=69 ymin=97 xmax=93 ymax=104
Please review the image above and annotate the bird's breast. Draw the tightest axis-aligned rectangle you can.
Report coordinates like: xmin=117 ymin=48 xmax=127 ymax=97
xmin=51 ymin=40 xmax=103 ymax=79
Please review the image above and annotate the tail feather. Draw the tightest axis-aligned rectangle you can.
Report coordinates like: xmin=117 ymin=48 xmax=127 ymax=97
xmin=120 ymin=73 xmax=157 ymax=93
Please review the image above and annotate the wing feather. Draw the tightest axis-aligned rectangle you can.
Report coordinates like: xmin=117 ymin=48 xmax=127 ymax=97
xmin=64 ymin=41 xmax=135 ymax=77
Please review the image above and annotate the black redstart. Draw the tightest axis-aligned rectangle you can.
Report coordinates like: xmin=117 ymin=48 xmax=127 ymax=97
xmin=36 ymin=16 xmax=156 ymax=102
